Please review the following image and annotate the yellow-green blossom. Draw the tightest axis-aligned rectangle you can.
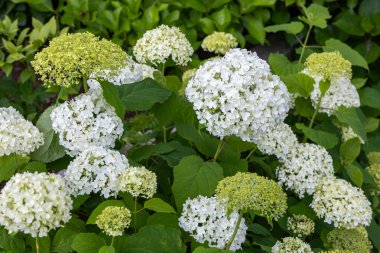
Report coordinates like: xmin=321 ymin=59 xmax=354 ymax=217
xmin=96 ymin=206 xmax=131 ymax=237
xmin=201 ymin=32 xmax=238 ymax=55
xmin=327 ymin=226 xmax=372 ymax=253
xmin=287 ymin=214 xmax=315 ymax=237
xmin=119 ymin=166 xmax=157 ymax=199
xmin=367 ymin=152 xmax=380 ymax=165
xmin=367 ymin=163 xmax=380 ymax=196
xmin=305 ymin=52 xmax=352 ymax=81
xmin=215 ymin=172 xmax=287 ymax=220
xmin=32 ymin=32 xmax=128 ymax=87
xmin=320 ymin=250 xmax=353 ymax=253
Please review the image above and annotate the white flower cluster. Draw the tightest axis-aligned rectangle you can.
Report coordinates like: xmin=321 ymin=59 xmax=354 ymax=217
xmin=272 ymin=237 xmax=313 ymax=253
xmin=340 ymin=125 xmax=364 ymax=144
xmin=186 ymin=48 xmax=292 ymax=141
xmin=119 ymin=166 xmax=157 ymax=199
xmin=64 ymin=146 xmax=129 ymax=198
xmin=133 ymin=25 xmax=193 ymax=66
xmin=276 ymin=143 xmax=334 ymax=197
xmin=50 ymin=87 xmax=123 ymax=156
xmin=252 ymin=123 xmax=298 ymax=160
xmin=0 ymin=107 xmax=44 ymax=156
xmin=0 ymin=172 xmax=72 ymax=237
xmin=311 ymin=177 xmax=372 ymax=229
xmin=287 ymin=214 xmax=315 ymax=237
xmin=178 ymin=196 xmax=247 ymax=251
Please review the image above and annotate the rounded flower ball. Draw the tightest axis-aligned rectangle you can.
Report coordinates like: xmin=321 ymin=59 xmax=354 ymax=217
xmin=96 ymin=206 xmax=131 ymax=237
xmin=119 ymin=166 xmax=157 ymax=199
xmin=32 ymin=32 xmax=128 ymax=87
xmin=0 ymin=172 xmax=72 ymax=237
xmin=311 ymin=177 xmax=372 ymax=229
xmin=201 ymin=32 xmax=238 ymax=55
xmin=276 ymin=143 xmax=335 ymax=198
xmin=133 ymin=25 xmax=193 ymax=66
xmin=287 ymin=214 xmax=315 ymax=237
xmin=367 ymin=163 xmax=380 ymax=196
xmin=50 ymin=87 xmax=123 ymax=156
xmin=186 ymin=48 xmax=292 ymax=141
xmin=272 ymin=237 xmax=312 ymax=253
xmin=64 ymin=146 xmax=129 ymax=198
xmin=327 ymin=227 xmax=372 ymax=253
xmin=0 ymin=107 xmax=44 ymax=156
xmin=178 ymin=196 xmax=247 ymax=251
xmin=215 ymin=172 xmax=287 ymax=220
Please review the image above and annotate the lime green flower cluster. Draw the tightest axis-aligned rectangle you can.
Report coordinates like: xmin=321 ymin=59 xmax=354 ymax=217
xmin=305 ymin=52 xmax=352 ymax=81
xmin=321 ymin=250 xmax=353 ymax=253
xmin=201 ymin=32 xmax=238 ymax=55
xmin=327 ymin=226 xmax=372 ymax=253
xmin=287 ymin=214 xmax=315 ymax=237
xmin=32 ymin=32 xmax=128 ymax=87
xmin=215 ymin=172 xmax=287 ymax=220
xmin=367 ymin=152 xmax=380 ymax=165
xmin=367 ymin=164 xmax=380 ymax=196
xmin=95 ymin=206 xmax=131 ymax=237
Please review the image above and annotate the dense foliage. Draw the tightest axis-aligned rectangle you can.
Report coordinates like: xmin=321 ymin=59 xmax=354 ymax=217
xmin=0 ymin=0 xmax=380 ymax=252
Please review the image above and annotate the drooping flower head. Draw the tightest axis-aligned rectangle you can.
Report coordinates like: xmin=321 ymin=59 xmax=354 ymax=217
xmin=276 ymin=143 xmax=335 ymax=198
xmin=32 ymin=32 xmax=128 ymax=87
xmin=178 ymin=196 xmax=247 ymax=251
xmin=0 ymin=172 xmax=72 ymax=237
xmin=96 ymin=206 xmax=131 ymax=237
xmin=311 ymin=177 xmax=372 ymax=229
xmin=327 ymin=226 xmax=372 ymax=253
xmin=0 ymin=107 xmax=44 ymax=156
xmin=215 ymin=172 xmax=287 ymax=221
xmin=119 ymin=166 xmax=157 ymax=199
xmin=50 ymin=87 xmax=123 ymax=156
xmin=133 ymin=25 xmax=193 ymax=66
xmin=64 ymin=146 xmax=129 ymax=198
xmin=201 ymin=32 xmax=238 ymax=55
xmin=186 ymin=49 xmax=292 ymax=141
xmin=287 ymin=214 xmax=315 ymax=237
xmin=271 ymin=237 xmax=313 ymax=253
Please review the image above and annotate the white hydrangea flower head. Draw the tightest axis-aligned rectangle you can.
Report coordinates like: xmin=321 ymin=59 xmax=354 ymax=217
xmin=272 ymin=237 xmax=313 ymax=253
xmin=186 ymin=48 xmax=292 ymax=141
xmin=119 ymin=166 xmax=157 ymax=199
xmin=276 ymin=143 xmax=335 ymax=198
xmin=178 ymin=196 xmax=247 ymax=251
xmin=252 ymin=123 xmax=298 ymax=160
xmin=50 ymin=87 xmax=123 ymax=156
xmin=201 ymin=32 xmax=238 ymax=55
xmin=287 ymin=214 xmax=315 ymax=237
xmin=0 ymin=172 xmax=72 ymax=237
xmin=311 ymin=177 xmax=372 ymax=229
xmin=0 ymin=107 xmax=44 ymax=156
xmin=133 ymin=25 xmax=193 ymax=66
xmin=340 ymin=125 xmax=364 ymax=144
xmin=64 ymin=146 xmax=129 ymax=198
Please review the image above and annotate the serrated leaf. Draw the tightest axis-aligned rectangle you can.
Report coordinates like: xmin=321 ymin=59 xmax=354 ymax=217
xmin=281 ymin=73 xmax=314 ymax=97
xmin=144 ymin=198 xmax=176 ymax=214
xmin=340 ymin=138 xmax=361 ymax=165
xmin=268 ymin=54 xmax=304 ymax=76
xmin=71 ymin=233 xmax=106 ymax=253
xmin=86 ymin=200 xmax=125 ymax=224
xmin=0 ymin=155 xmax=30 ymax=182
xmin=52 ymin=228 xmax=79 ymax=253
xmin=345 ymin=164 xmax=363 ymax=187
xmin=359 ymin=87 xmax=380 ymax=110
xmin=334 ymin=107 xmax=367 ymax=142
xmin=265 ymin=21 xmax=304 ymax=34
xmin=296 ymin=123 xmax=339 ymax=149
xmin=300 ymin=4 xmax=331 ymax=28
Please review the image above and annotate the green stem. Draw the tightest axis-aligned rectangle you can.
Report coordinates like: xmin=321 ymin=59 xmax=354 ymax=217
xmin=36 ymin=236 xmax=40 ymax=253
xmin=213 ymin=139 xmax=225 ymax=162
xmin=245 ymin=148 xmax=257 ymax=161
xmin=225 ymin=211 xmax=244 ymax=250
xmin=83 ymin=77 xmax=88 ymax=92
xmin=111 ymin=237 xmax=115 ymax=247
xmin=303 ymin=95 xmax=322 ymax=143
xmin=161 ymin=63 xmax=165 ymax=75
xmin=134 ymin=196 xmax=137 ymax=232
xmin=163 ymin=126 xmax=167 ymax=143
xmin=299 ymin=25 xmax=313 ymax=63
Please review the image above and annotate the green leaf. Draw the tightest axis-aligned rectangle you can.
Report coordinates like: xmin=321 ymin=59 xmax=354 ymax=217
xmin=128 ymin=143 xmax=174 ymax=162
xmin=146 ymin=213 xmax=180 ymax=228
xmin=359 ymin=87 xmax=380 ymax=110
xmin=99 ymin=80 xmax=125 ymax=119
xmin=144 ymin=198 xmax=177 ymax=214
xmin=323 ymin=39 xmax=369 ymax=70
xmin=98 ymin=246 xmax=115 ymax=253
xmin=345 ymin=164 xmax=363 ymax=187
xmin=193 ymin=247 xmax=232 ymax=253
xmin=86 ymin=200 xmax=125 ymax=224
xmin=333 ymin=11 xmax=364 ymax=36
xmin=172 ymin=155 xmax=223 ymax=212
xmin=319 ymin=80 xmax=331 ymax=97
xmin=296 ymin=123 xmax=339 ymax=149
xmin=52 ymin=228 xmax=79 ymax=253
xmin=0 ymin=227 xmax=25 ymax=253
xmin=368 ymin=220 xmax=380 ymax=250
xmin=268 ymin=54 xmax=304 ymax=76
xmin=351 ymin=78 xmax=367 ymax=89
xmin=124 ymin=225 xmax=185 ymax=253
xmin=265 ymin=21 xmax=304 ymax=34
xmin=23 ymin=161 xmax=47 ymax=173
xmin=281 ymin=73 xmax=314 ymax=97
xmin=243 ymin=17 xmax=265 ymax=44
xmin=334 ymin=107 xmax=367 ymax=142
xmin=0 ymin=155 xmax=30 ymax=182
xmin=299 ymin=4 xmax=331 ymax=28
xmin=71 ymin=233 xmax=106 ymax=253
xmin=340 ymin=138 xmax=361 ymax=165
xmin=158 ymin=141 xmax=197 ymax=167
xmin=212 ymin=8 xmax=231 ymax=31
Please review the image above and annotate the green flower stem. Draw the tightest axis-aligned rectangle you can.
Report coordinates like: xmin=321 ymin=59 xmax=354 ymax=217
xmin=299 ymin=25 xmax=313 ymax=63
xmin=213 ymin=139 xmax=225 ymax=162
xmin=134 ymin=196 xmax=137 ymax=232
xmin=83 ymin=77 xmax=88 ymax=92
xmin=225 ymin=210 xmax=244 ymax=250
xmin=36 ymin=236 xmax=40 ymax=253
xmin=111 ymin=237 xmax=115 ymax=246
xmin=303 ymin=95 xmax=322 ymax=143
xmin=245 ymin=148 xmax=257 ymax=161
xmin=163 ymin=126 xmax=167 ymax=143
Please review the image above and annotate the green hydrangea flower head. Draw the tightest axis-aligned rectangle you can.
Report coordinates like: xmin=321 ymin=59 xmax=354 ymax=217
xmin=201 ymin=32 xmax=238 ymax=55
xmin=305 ymin=52 xmax=352 ymax=81
xmin=32 ymin=32 xmax=128 ymax=87
xmin=367 ymin=152 xmax=380 ymax=165
xmin=320 ymin=250 xmax=353 ymax=253
xmin=327 ymin=226 xmax=372 ymax=253
xmin=215 ymin=172 xmax=287 ymax=220
xmin=96 ymin=206 xmax=131 ymax=237
xmin=272 ymin=237 xmax=312 ymax=253
xmin=287 ymin=214 xmax=315 ymax=237
xmin=367 ymin=163 xmax=380 ymax=196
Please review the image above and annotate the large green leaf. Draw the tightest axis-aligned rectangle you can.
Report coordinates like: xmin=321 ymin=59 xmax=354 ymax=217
xmin=299 ymin=4 xmax=331 ymax=28
xmin=268 ymin=54 xmax=304 ymax=76
xmin=0 ymin=227 xmax=25 ymax=253
xmin=144 ymin=198 xmax=177 ymax=214
xmin=334 ymin=107 xmax=367 ymax=142
xmin=265 ymin=21 xmax=304 ymax=34
xmin=124 ymin=225 xmax=185 ymax=253
xmin=359 ymin=87 xmax=380 ymax=110
xmin=281 ymin=73 xmax=314 ymax=97
xmin=71 ymin=233 xmax=106 ymax=253
xmin=340 ymin=138 xmax=361 ymax=165
xmin=172 ymin=155 xmax=223 ymax=211
xmin=52 ymin=228 xmax=79 ymax=253
xmin=0 ymin=155 xmax=29 ymax=182
xmin=296 ymin=123 xmax=339 ymax=149
xmin=345 ymin=164 xmax=363 ymax=187
xmin=86 ymin=200 xmax=125 ymax=224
